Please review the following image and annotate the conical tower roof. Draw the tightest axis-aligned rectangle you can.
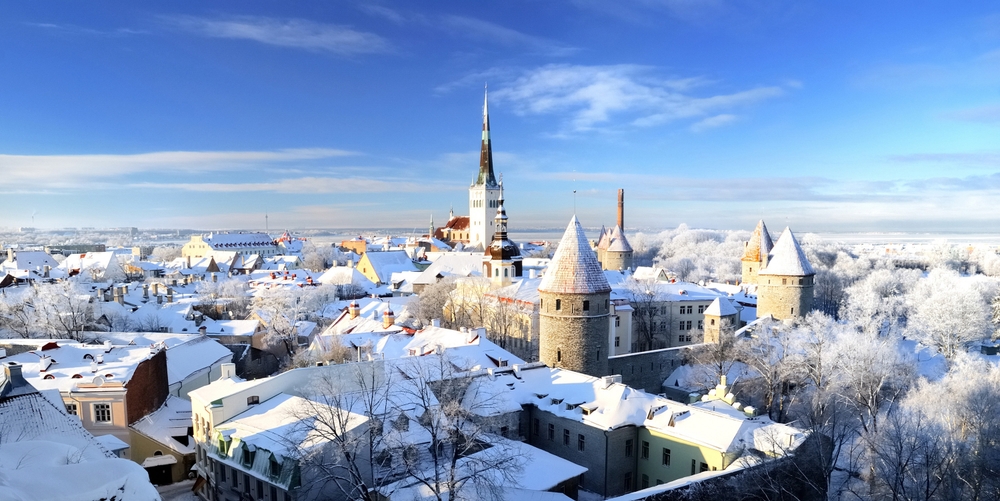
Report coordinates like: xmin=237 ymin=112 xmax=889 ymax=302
xmin=539 ymin=216 xmax=611 ymax=294
xmin=596 ymin=225 xmax=610 ymax=250
xmin=606 ymin=225 xmax=633 ymax=252
xmin=759 ymin=227 xmax=814 ymax=276
xmin=742 ymin=220 xmax=774 ymax=262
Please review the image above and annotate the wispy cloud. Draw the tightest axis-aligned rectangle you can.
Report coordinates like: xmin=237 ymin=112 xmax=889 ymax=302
xmin=690 ymin=114 xmax=738 ymax=132
xmin=0 ymin=149 xmax=356 ymax=186
xmin=487 ymin=64 xmax=786 ymax=132
xmin=25 ymin=22 xmax=146 ymax=37
xmin=129 ymin=176 xmax=459 ymax=194
xmin=358 ymin=7 xmax=573 ymax=57
xmin=942 ymin=103 xmax=1000 ymax=124
xmin=888 ymin=151 xmax=1000 ymax=167
xmin=161 ymin=15 xmax=391 ymax=56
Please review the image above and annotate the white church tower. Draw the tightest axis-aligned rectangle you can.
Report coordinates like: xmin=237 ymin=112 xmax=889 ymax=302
xmin=469 ymin=88 xmax=501 ymax=250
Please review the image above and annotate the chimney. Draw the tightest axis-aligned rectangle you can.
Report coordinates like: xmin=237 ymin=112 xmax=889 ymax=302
xmin=166 ymin=288 xmax=174 ymax=303
xmin=90 ymin=361 xmax=98 ymax=373
xmin=617 ymin=188 xmax=624 ymax=230
xmin=96 ymin=354 xmax=104 ymax=364
xmin=142 ymin=284 xmax=149 ymax=299
xmin=349 ymin=301 xmax=360 ymax=319
xmin=113 ymin=288 xmax=123 ymax=305
xmin=219 ymin=363 xmax=236 ymax=380
xmin=186 ymin=255 xmax=191 ymax=269
xmin=431 ymin=318 xmax=441 ymax=328
xmin=156 ymin=294 xmax=163 ymax=305
xmin=383 ymin=309 xmax=395 ymax=329
xmin=104 ymin=340 xmax=112 ymax=352
xmin=528 ymin=268 xmax=537 ymax=279
xmin=43 ymin=265 xmax=50 ymax=278
xmin=5 ymin=248 xmax=13 ymax=262
xmin=3 ymin=362 xmax=29 ymax=391
xmin=199 ymin=326 xmax=207 ymax=336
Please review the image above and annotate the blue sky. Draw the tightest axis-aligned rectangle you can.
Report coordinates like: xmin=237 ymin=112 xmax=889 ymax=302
xmin=1 ymin=1 xmax=999 ymax=233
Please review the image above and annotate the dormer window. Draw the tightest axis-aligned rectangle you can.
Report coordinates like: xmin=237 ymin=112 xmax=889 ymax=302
xmin=247 ymin=395 xmax=260 ymax=405
xmin=269 ymin=457 xmax=281 ymax=478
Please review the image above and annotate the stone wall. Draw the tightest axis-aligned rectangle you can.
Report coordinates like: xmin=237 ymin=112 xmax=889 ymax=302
xmin=608 ymin=346 xmax=688 ymax=394
xmin=604 ymin=250 xmax=633 ymax=272
xmin=539 ymin=290 xmax=611 ymax=378
xmin=756 ymin=275 xmax=814 ymax=320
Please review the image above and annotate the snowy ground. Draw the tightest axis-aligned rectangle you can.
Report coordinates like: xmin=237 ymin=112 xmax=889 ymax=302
xmin=578 ymin=490 xmax=603 ymax=501
xmin=157 ymin=479 xmax=198 ymax=501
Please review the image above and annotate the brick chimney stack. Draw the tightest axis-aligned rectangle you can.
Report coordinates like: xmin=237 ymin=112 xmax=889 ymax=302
xmin=617 ymin=189 xmax=624 ymax=230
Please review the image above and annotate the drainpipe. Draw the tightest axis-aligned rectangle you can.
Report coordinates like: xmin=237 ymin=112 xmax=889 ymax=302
xmin=604 ymin=430 xmax=610 ymax=498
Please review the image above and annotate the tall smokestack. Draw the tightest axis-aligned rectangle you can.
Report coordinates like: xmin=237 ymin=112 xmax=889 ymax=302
xmin=617 ymin=189 xmax=624 ymax=230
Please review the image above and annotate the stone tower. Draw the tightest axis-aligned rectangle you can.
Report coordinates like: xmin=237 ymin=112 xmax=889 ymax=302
xmin=469 ymin=89 xmax=501 ymax=250
xmin=756 ymin=227 xmax=815 ymax=320
xmin=538 ymin=216 xmax=612 ymax=377
xmin=483 ymin=181 xmax=522 ymax=287
xmin=741 ymin=220 xmax=774 ymax=285
xmin=601 ymin=190 xmax=634 ymax=271
xmin=703 ymin=297 xmax=738 ymax=344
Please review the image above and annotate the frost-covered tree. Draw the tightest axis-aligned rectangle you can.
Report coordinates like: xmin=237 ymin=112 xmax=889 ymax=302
xmin=906 ymin=269 xmax=997 ymax=360
xmin=842 ymin=268 xmax=920 ymax=338
xmin=623 ymin=277 xmax=665 ymax=351
xmin=0 ymin=286 xmax=38 ymax=338
xmin=33 ymin=280 xmax=93 ymax=340
xmin=196 ymin=277 xmax=251 ymax=320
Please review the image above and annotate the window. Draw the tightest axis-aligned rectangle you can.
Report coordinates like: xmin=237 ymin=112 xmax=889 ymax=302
xmin=66 ymin=403 xmax=78 ymax=415
xmin=623 ymin=472 xmax=633 ymax=491
xmin=557 ymin=349 xmax=562 ymax=362
xmin=697 ymin=320 xmax=703 ymax=330
xmin=691 ymin=459 xmax=696 ymax=475
xmin=500 ymin=426 xmax=509 ymax=437
xmin=256 ymin=480 xmax=263 ymax=500
xmin=710 ymin=319 xmax=716 ymax=326
xmin=578 ymin=434 xmax=585 ymax=451
xmin=555 ymin=299 xmax=561 ymax=310
xmin=242 ymin=448 xmax=255 ymax=467
xmin=231 ymin=467 xmax=239 ymax=487
xmin=548 ymin=423 xmax=555 ymax=440
xmin=698 ymin=305 xmax=705 ymax=314
xmin=615 ymin=337 xmax=620 ymax=347
xmin=269 ymin=457 xmax=281 ymax=478
xmin=93 ymin=403 xmax=112 ymax=423
xmin=678 ymin=321 xmax=685 ymax=331
xmin=247 ymin=395 xmax=260 ymax=405
xmin=615 ymin=316 xmax=620 ymax=327
xmin=625 ymin=439 xmax=633 ymax=457
xmin=782 ymin=278 xmax=787 ymax=285
xmin=270 ymin=486 xmax=278 ymax=501
xmin=659 ymin=321 xmax=666 ymax=332
xmin=662 ymin=448 xmax=671 ymax=466
xmin=532 ymin=418 xmax=539 ymax=436
xmin=685 ymin=335 xmax=692 ymax=342
xmin=583 ymin=300 xmax=590 ymax=311
xmin=243 ymin=474 xmax=250 ymax=495
xmin=700 ymin=462 xmax=709 ymax=472
xmin=641 ymin=474 xmax=649 ymax=489
xmin=641 ymin=441 xmax=649 ymax=459
xmin=798 ymin=278 xmax=803 ymax=285
xmin=678 ymin=334 xmax=684 ymax=343
xmin=685 ymin=321 xmax=692 ymax=330
xmin=563 ymin=429 xmax=570 ymax=445
xmin=660 ymin=306 xmax=666 ymax=315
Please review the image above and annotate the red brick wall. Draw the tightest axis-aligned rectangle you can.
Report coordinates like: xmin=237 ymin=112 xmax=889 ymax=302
xmin=125 ymin=348 xmax=168 ymax=424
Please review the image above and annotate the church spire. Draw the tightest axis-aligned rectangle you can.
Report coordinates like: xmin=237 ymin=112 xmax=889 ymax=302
xmin=476 ymin=86 xmax=498 ymax=188
xmin=494 ymin=176 xmax=508 ymax=238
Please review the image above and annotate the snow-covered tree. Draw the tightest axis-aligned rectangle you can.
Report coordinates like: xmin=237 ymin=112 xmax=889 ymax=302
xmin=906 ymin=269 xmax=996 ymax=360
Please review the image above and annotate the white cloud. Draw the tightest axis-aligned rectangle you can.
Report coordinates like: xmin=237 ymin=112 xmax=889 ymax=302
xmin=0 ymin=148 xmax=356 ymax=186
xmin=439 ymin=15 xmax=576 ymax=56
xmin=490 ymin=64 xmax=786 ymax=131
xmin=690 ymin=113 xmax=738 ymax=132
xmin=162 ymin=15 xmax=391 ymax=55
xmin=128 ymin=176 xmax=460 ymax=194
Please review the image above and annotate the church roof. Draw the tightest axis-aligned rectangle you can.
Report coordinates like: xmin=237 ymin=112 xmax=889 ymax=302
xmin=443 ymin=216 xmax=470 ymax=231
xmin=475 ymin=89 xmax=499 ymax=188
xmin=741 ymin=220 xmax=774 ymax=262
xmin=606 ymin=225 xmax=633 ymax=253
xmin=759 ymin=227 xmax=814 ymax=277
xmin=539 ymin=217 xmax=611 ymax=295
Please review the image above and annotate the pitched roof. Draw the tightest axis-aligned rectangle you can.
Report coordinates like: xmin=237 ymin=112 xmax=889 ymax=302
xmin=538 ymin=217 xmax=611 ymax=295
xmin=704 ymin=297 xmax=738 ymax=316
xmin=741 ymin=220 xmax=774 ymax=262
xmin=759 ymin=227 xmax=815 ymax=276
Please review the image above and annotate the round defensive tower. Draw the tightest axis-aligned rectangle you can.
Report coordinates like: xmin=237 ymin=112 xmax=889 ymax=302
xmin=756 ymin=227 xmax=815 ymax=320
xmin=538 ymin=216 xmax=612 ymax=377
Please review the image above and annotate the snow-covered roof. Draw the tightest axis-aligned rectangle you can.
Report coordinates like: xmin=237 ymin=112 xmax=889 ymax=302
xmin=606 ymin=225 xmax=633 ymax=253
xmin=362 ymin=250 xmax=419 ymax=283
xmin=412 ymin=253 xmax=484 ymax=285
xmin=166 ymin=336 xmax=233 ymax=386
xmin=3 ymin=341 xmax=164 ymax=393
xmin=759 ymin=227 xmax=814 ymax=276
xmin=203 ymin=232 xmax=276 ymax=249
xmin=131 ymin=395 xmax=195 ymax=455
xmin=742 ymin=220 xmax=774 ymax=262
xmin=704 ymin=297 xmax=738 ymax=316
xmin=538 ymin=217 xmax=611 ymax=295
